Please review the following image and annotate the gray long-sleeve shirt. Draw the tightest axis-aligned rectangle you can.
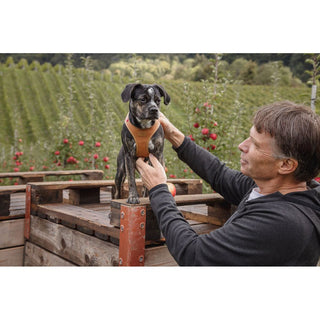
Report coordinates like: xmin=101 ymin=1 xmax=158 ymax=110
xmin=149 ymin=137 xmax=320 ymax=266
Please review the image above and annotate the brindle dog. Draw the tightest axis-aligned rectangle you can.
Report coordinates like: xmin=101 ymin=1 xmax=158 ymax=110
xmin=114 ymin=83 xmax=170 ymax=204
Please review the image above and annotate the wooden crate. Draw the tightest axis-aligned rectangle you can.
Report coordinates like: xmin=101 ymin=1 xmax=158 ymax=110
xmin=0 ymin=170 xmax=104 ymax=266
xmin=24 ymin=179 xmax=234 ymax=266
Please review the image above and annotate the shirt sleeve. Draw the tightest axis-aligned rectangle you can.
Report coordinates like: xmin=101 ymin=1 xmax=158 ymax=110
xmin=174 ymin=137 xmax=255 ymax=205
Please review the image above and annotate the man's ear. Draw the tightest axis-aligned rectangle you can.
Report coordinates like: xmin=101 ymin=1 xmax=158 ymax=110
xmin=278 ymin=158 xmax=299 ymax=175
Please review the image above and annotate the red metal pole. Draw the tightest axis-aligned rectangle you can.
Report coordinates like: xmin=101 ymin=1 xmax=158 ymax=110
xmin=118 ymin=204 xmax=146 ymax=266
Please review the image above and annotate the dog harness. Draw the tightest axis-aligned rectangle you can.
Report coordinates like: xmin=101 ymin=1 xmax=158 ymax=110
xmin=125 ymin=114 xmax=160 ymax=158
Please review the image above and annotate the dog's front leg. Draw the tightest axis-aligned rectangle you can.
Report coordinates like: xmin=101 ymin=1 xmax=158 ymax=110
xmin=125 ymin=154 xmax=140 ymax=204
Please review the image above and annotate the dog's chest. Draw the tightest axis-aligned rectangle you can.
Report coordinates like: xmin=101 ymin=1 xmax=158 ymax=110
xmin=125 ymin=118 xmax=161 ymax=157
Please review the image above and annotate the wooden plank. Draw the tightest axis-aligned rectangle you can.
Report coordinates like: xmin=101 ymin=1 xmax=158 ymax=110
xmin=0 ymin=185 xmax=26 ymax=195
xmin=0 ymin=170 xmax=104 ymax=180
xmin=144 ymin=245 xmax=178 ymax=266
xmin=0 ymin=219 xmax=25 ymax=249
xmin=179 ymin=204 xmax=226 ymax=226
xmin=0 ymin=194 xmax=10 ymax=216
xmin=36 ymin=203 xmax=119 ymax=239
xmin=29 ymin=215 xmax=119 ymax=266
xmin=111 ymin=192 xmax=225 ymax=209
xmin=29 ymin=180 xmax=115 ymax=191
xmin=24 ymin=241 xmax=75 ymax=266
xmin=0 ymin=246 xmax=24 ymax=266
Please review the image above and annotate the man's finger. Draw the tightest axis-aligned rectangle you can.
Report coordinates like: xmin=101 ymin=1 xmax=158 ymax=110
xmin=149 ymin=154 xmax=162 ymax=169
xmin=136 ymin=157 xmax=147 ymax=172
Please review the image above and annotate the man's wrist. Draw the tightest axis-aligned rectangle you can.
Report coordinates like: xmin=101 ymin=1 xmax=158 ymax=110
xmin=166 ymin=125 xmax=185 ymax=148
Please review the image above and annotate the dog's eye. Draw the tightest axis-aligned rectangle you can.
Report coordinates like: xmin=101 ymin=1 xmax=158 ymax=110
xmin=140 ymin=98 xmax=147 ymax=103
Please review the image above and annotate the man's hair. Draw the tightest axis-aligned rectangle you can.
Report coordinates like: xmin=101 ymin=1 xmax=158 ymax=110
xmin=253 ymin=101 xmax=320 ymax=182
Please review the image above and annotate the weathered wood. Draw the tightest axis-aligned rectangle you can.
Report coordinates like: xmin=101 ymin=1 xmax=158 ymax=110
xmin=24 ymin=241 xmax=75 ymax=266
xmin=0 ymin=219 xmax=25 ymax=249
xmin=111 ymin=192 xmax=226 ymax=210
xmin=36 ymin=203 xmax=119 ymax=239
xmin=0 ymin=186 xmax=26 ymax=216
xmin=178 ymin=203 xmax=231 ymax=226
xmin=110 ymin=193 xmax=229 ymax=241
xmin=0 ymin=185 xmax=26 ymax=195
xmin=0 ymin=170 xmax=104 ymax=184
xmin=29 ymin=215 xmax=119 ymax=266
xmin=29 ymin=180 xmax=115 ymax=191
xmin=144 ymin=245 xmax=178 ymax=266
xmin=0 ymin=194 xmax=10 ymax=216
xmin=67 ymin=188 xmax=100 ymax=205
xmin=120 ymin=179 xmax=203 ymax=198
xmin=0 ymin=246 xmax=24 ymax=266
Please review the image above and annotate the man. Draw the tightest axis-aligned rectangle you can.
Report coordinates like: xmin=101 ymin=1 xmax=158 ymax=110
xmin=136 ymin=101 xmax=320 ymax=266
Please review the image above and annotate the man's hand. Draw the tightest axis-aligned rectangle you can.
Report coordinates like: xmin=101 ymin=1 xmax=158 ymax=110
xmin=136 ymin=154 xmax=167 ymax=191
xmin=159 ymin=112 xmax=185 ymax=148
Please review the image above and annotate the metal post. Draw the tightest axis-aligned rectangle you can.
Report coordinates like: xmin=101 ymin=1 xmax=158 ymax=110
xmin=118 ymin=204 xmax=146 ymax=266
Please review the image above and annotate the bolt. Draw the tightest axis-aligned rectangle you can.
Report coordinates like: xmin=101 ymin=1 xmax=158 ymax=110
xmin=140 ymin=222 xmax=145 ymax=229
xmin=120 ymin=225 xmax=124 ymax=231
xmin=140 ymin=209 xmax=145 ymax=216
xmin=120 ymin=212 xmax=125 ymax=219
xmin=119 ymin=258 xmax=123 ymax=265
xmin=139 ymin=255 xmax=144 ymax=263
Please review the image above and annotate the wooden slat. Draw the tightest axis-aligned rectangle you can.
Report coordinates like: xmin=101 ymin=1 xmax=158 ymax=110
xmin=36 ymin=203 xmax=119 ymax=239
xmin=179 ymin=204 xmax=226 ymax=226
xmin=0 ymin=170 xmax=104 ymax=179
xmin=0 ymin=246 xmax=24 ymax=266
xmin=30 ymin=180 xmax=115 ymax=190
xmin=144 ymin=245 xmax=178 ymax=266
xmin=0 ymin=219 xmax=25 ymax=249
xmin=24 ymin=241 xmax=75 ymax=266
xmin=0 ymin=185 xmax=26 ymax=195
xmin=29 ymin=215 xmax=119 ymax=266
xmin=112 ymin=193 xmax=225 ymax=209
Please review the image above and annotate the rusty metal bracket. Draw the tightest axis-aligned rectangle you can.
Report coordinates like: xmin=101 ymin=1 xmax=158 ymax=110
xmin=118 ymin=204 xmax=146 ymax=266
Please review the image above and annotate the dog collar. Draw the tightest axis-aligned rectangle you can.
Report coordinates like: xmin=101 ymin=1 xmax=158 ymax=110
xmin=125 ymin=113 xmax=160 ymax=158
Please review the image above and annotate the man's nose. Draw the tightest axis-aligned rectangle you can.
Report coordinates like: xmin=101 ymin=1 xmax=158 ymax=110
xmin=238 ymin=137 xmax=249 ymax=152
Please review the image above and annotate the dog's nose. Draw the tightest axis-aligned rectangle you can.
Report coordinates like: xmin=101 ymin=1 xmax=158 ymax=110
xmin=149 ymin=106 xmax=158 ymax=114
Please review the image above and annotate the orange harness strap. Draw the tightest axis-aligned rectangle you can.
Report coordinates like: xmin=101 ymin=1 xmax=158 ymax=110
xmin=125 ymin=114 xmax=160 ymax=158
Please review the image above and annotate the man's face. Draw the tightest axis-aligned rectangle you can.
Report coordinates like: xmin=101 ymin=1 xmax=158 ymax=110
xmin=238 ymin=126 xmax=283 ymax=181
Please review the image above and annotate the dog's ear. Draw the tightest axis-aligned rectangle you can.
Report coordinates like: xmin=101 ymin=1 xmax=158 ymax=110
xmin=121 ymin=83 xmax=142 ymax=102
xmin=153 ymin=84 xmax=171 ymax=105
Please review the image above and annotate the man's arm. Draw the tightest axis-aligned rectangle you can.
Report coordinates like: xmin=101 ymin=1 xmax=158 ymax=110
xmin=159 ymin=112 xmax=254 ymax=204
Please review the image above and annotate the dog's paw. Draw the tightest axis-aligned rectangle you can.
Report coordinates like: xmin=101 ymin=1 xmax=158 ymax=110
xmin=127 ymin=195 xmax=140 ymax=204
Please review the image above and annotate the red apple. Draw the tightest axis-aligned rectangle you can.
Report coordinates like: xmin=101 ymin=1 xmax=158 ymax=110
xmin=201 ymin=128 xmax=209 ymax=135
xmin=166 ymin=182 xmax=176 ymax=197
xmin=78 ymin=140 xmax=84 ymax=146
xmin=63 ymin=139 xmax=69 ymax=144
xmin=95 ymin=142 xmax=101 ymax=147
xmin=210 ymin=133 xmax=217 ymax=140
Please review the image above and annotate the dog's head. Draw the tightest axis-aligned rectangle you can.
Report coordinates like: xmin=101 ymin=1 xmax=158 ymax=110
xmin=121 ymin=83 xmax=170 ymax=122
